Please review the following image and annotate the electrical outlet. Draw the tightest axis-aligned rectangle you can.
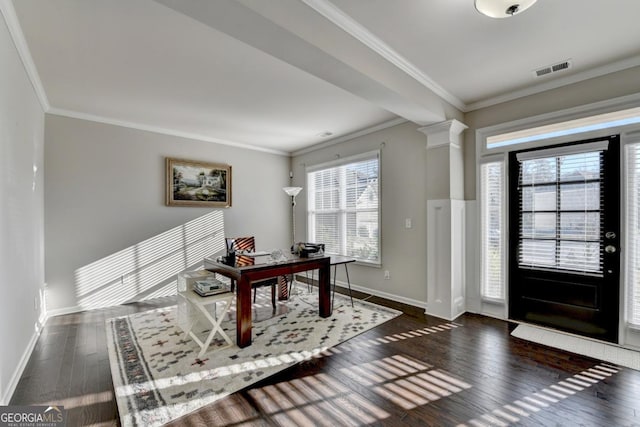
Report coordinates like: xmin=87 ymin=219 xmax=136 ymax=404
xmin=384 ymin=270 xmax=390 ymax=280
xmin=405 ymin=218 xmax=412 ymax=229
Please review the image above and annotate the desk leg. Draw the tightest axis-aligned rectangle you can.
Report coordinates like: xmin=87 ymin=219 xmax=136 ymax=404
xmin=237 ymin=276 xmax=252 ymax=348
xmin=318 ymin=262 xmax=331 ymax=318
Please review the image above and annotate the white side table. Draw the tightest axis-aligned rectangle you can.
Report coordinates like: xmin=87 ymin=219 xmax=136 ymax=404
xmin=177 ymin=288 xmax=235 ymax=358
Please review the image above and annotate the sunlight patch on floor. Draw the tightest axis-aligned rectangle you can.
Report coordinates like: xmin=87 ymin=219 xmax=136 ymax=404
xmin=248 ymin=373 xmax=391 ymax=426
xmin=458 ymin=363 xmax=619 ymax=426
xmin=340 ymin=354 xmax=471 ymax=411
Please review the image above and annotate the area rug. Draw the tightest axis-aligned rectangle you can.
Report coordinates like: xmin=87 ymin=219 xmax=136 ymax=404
xmin=106 ymin=291 xmax=401 ymax=426
xmin=512 ymin=324 xmax=640 ymax=371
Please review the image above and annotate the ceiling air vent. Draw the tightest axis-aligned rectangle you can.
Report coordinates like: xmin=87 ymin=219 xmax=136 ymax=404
xmin=533 ymin=59 xmax=572 ymax=78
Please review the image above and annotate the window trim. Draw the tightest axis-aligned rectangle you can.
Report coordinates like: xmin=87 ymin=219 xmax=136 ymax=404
xmin=477 ymin=93 xmax=640 ymax=157
xmin=306 ymin=150 xmax=381 ymax=266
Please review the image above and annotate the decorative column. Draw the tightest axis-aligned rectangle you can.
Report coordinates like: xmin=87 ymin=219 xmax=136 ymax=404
xmin=418 ymin=120 xmax=468 ymax=321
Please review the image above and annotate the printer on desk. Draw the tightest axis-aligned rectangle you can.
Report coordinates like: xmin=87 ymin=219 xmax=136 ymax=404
xmin=292 ymin=242 xmax=325 ymax=258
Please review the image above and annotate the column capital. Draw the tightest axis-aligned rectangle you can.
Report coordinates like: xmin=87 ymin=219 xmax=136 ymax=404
xmin=418 ymin=119 xmax=468 ymax=149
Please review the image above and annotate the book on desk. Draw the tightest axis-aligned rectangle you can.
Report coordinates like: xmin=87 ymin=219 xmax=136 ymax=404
xmin=193 ymin=278 xmax=229 ymax=297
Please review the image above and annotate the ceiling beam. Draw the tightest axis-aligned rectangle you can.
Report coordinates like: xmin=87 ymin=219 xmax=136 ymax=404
xmin=154 ymin=0 xmax=459 ymax=125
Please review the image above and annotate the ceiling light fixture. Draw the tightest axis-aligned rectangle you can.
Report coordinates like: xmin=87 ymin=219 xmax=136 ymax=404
xmin=474 ymin=0 xmax=537 ymax=18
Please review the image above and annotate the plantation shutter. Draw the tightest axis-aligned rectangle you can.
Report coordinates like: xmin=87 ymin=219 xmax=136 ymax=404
xmin=626 ymin=142 xmax=640 ymax=326
xmin=480 ymin=161 xmax=505 ymax=300
xmin=307 ymin=151 xmax=380 ymax=264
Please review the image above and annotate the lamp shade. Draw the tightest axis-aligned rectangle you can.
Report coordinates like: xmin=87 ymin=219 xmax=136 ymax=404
xmin=283 ymin=186 xmax=302 ymax=197
xmin=475 ymin=0 xmax=537 ymax=18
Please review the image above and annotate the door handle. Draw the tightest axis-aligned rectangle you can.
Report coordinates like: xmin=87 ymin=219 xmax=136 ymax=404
xmin=605 ymin=245 xmax=617 ymax=254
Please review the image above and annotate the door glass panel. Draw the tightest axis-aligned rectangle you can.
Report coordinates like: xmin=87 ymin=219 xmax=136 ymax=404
xmin=518 ymin=148 xmax=604 ymax=274
xmin=559 ymin=152 xmax=600 ymax=181
xmin=522 ymin=185 xmax=556 ymax=211
xmin=560 ymin=182 xmax=600 ymax=210
xmin=521 ymin=158 xmax=556 ymax=184
xmin=559 ymin=241 xmax=600 ymax=272
xmin=560 ymin=212 xmax=600 ymax=240
xmin=522 ymin=213 xmax=556 ymax=238
xmin=520 ymin=240 xmax=556 ymax=267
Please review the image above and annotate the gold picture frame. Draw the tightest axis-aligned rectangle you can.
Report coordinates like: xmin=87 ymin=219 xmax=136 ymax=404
xmin=166 ymin=157 xmax=232 ymax=207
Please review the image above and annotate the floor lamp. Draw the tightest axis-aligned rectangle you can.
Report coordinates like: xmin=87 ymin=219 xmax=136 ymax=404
xmin=283 ymin=186 xmax=302 ymax=295
xmin=282 ymin=186 xmax=302 ymax=250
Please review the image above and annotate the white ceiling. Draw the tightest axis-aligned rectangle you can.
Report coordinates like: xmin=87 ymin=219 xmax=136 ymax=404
xmin=8 ymin=0 xmax=640 ymax=154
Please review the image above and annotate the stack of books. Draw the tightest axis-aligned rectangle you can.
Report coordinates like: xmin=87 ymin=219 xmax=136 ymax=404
xmin=193 ymin=278 xmax=229 ymax=297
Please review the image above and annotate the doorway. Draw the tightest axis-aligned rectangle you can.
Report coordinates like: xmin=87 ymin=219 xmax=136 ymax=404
xmin=508 ymin=136 xmax=620 ymax=343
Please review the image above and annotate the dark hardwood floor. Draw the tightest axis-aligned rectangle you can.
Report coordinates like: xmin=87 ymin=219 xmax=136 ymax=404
xmin=10 ymin=286 xmax=640 ymax=426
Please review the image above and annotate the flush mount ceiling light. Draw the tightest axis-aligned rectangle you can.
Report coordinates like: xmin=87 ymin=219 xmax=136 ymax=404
xmin=475 ymin=0 xmax=538 ymax=18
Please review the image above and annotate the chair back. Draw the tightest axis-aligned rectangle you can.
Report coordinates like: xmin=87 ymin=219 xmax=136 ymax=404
xmin=226 ymin=236 xmax=255 ymax=253
xmin=226 ymin=236 xmax=256 ymax=267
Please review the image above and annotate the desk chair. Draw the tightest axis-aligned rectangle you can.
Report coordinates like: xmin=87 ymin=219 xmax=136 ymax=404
xmin=225 ymin=236 xmax=281 ymax=310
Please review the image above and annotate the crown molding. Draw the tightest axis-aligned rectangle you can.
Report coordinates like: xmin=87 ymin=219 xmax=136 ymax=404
xmin=466 ymin=54 xmax=640 ymax=111
xmin=47 ymin=108 xmax=290 ymax=156
xmin=300 ymin=0 xmax=466 ymax=112
xmin=291 ymin=117 xmax=407 ymax=157
xmin=418 ymin=119 xmax=468 ymax=149
xmin=0 ymin=0 xmax=49 ymax=111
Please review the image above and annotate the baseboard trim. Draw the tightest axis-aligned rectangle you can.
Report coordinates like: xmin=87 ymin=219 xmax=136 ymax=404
xmin=45 ymin=305 xmax=83 ymax=318
xmin=294 ymin=273 xmax=428 ymax=312
xmin=335 ymin=279 xmax=427 ymax=311
xmin=1 ymin=321 xmax=44 ymax=405
xmin=424 ymin=307 xmax=459 ymax=322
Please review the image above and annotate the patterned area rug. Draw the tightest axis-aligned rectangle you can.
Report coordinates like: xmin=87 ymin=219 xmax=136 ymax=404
xmin=106 ymin=291 xmax=401 ymax=426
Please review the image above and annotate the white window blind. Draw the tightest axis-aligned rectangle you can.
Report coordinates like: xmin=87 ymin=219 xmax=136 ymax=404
xmin=517 ymin=147 xmax=605 ymax=274
xmin=480 ymin=161 xmax=504 ymax=299
xmin=626 ymin=143 xmax=640 ymax=326
xmin=307 ymin=151 xmax=380 ymax=264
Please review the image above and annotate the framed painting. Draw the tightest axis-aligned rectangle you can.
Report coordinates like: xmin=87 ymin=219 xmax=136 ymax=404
xmin=166 ymin=157 xmax=232 ymax=207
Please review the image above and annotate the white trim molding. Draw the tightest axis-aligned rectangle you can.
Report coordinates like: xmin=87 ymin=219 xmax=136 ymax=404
xmin=425 ymin=199 xmax=466 ymax=321
xmin=292 ymin=117 xmax=406 ymax=157
xmin=299 ymin=0 xmax=466 ymax=112
xmin=418 ymin=119 xmax=468 ymax=149
xmin=47 ymin=108 xmax=289 ymax=156
xmin=1 ymin=321 xmax=45 ymax=405
xmin=0 ymin=0 xmax=49 ymax=111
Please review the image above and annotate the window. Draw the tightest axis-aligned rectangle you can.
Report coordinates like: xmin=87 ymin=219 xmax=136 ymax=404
xmin=307 ymin=151 xmax=380 ymax=264
xmin=626 ymin=142 xmax=640 ymax=326
xmin=487 ymin=106 xmax=640 ymax=149
xmin=480 ymin=161 xmax=505 ymax=299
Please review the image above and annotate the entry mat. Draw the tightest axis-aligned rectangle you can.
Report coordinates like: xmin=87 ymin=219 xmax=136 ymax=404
xmin=512 ymin=324 xmax=640 ymax=371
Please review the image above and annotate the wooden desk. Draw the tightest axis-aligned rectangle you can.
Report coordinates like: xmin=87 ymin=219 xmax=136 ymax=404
xmin=205 ymin=255 xmax=331 ymax=347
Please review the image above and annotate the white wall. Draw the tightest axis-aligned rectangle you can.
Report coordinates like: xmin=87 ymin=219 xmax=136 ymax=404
xmin=0 ymin=14 xmax=45 ymax=404
xmin=44 ymin=115 xmax=291 ymax=314
xmin=292 ymin=121 xmax=429 ymax=306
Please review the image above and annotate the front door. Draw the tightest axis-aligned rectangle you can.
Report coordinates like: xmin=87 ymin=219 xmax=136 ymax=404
xmin=508 ymin=136 xmax=620 ymax=343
